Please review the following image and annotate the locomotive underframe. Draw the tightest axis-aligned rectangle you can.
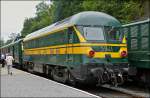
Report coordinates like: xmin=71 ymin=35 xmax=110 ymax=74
xmin=72 ymin=63 xmax=129 ymax=86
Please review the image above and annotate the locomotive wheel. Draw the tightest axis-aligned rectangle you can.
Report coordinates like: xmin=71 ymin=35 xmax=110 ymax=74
xmin=52 ymin=67 xmax=68 ymax=83
xmin=27 ymin=63 xmax=34 ymax=73
xmin=47 ymin=68 xmax=53 ymax=79
xmin=68 ymin=72 xmax=78 ymax=86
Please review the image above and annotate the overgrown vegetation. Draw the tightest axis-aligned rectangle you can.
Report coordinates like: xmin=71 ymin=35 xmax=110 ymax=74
xmin=21 ymin=0 xmax=144 ymax=37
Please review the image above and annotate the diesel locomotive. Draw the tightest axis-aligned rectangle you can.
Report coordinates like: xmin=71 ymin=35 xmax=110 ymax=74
xmin=0 ymin=11 xmax=128 ymax=86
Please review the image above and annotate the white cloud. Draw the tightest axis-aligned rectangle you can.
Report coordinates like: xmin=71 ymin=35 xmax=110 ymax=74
xmin=1 ymin=1 xmax=42 ymax=41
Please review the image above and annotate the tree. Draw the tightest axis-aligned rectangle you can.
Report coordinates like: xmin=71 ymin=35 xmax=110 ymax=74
xmin=4 ymin=33 xmax=18 ymax=45
xmin=0 ymin=38 xmax=4 ymax=47
xmin=21 ymin=1 xmax=52 ymax=37
xmin=52 ymin=0 xmax=83 ymax=22
xmin=52 ymin=0 xmax=143 ymax=24
xmin=8 ymin=33 xmax=17 ymax=40
xmin=21 ymin=0 xmax=144 ymax=37
xmin=5 ymin=39 xmax=13 ymax=45
xmin=21 ymin=18 xmax=34 ymax=37
xmin=82 ymin=0 xmax=143 ymax=24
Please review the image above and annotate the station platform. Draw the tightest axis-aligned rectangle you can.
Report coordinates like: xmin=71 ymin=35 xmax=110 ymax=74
xmin=0 ymin=66 xmax=100 ymax=97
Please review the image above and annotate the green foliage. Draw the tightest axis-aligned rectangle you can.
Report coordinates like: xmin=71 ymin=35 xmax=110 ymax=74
xmin=21 ymin=1 xmax=52 ymax=37
xmin=81 ymin=0 xmax=143 ymax=24
xmin=21 ymin=0 xmax=144 ymax=37
xmin=3 ymin=33 xmax=18 ymax=45
xmin=0 ymin=39 xmax=4 ymax=47
xmin=52 ymin=0 xmax=84 ymax=22
xmin=52 ymin=0 xmax=144 ymax=23
xmin=5 ymin=39 xmax=13 ymax=45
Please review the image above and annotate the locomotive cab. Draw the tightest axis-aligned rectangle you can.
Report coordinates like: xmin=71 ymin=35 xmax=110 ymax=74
xmin=74 ymin=26 xmax=128 ymax=86
xmin=71 ymin=12 xmax=128 ymax=86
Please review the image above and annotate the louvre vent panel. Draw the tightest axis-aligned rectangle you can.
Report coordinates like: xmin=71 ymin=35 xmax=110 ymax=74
xmin=131 ymin=26 xmax=138 ymax=37
xmin=141 ymin=24 xmax=149 ymax=36
xmin=141 ymin=37 xmax=149 ymax=49
xmin=131 ymin=39 xmax=138 ymax=50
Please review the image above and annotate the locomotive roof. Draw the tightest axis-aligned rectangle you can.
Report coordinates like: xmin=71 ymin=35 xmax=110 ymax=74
xmin=24 ymin=11 xmax=121 ymax=42
xmin=70 ymin=11 xmax=121 ymax=26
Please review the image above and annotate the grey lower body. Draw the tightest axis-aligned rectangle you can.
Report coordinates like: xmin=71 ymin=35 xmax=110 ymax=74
xmin=7 ymin=65 xmax=12 ymax=74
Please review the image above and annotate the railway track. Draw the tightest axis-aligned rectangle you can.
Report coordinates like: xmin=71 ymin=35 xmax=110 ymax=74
xmin=17 ymin=67 xmax=150 ymax=98
xmin=76 ymin=83 xmax=150 ymax=98
xmin=102 ymin=84 xmax=149 ymax=98
xmin=76 ymin=85 xmax=134 ymax=98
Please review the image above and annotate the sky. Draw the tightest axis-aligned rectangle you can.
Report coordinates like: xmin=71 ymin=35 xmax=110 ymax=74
xmin=1 ymin=1 xmax=51 ymax=42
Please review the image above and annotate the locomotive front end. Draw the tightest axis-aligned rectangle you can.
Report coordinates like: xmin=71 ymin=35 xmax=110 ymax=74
xmin=73 ymin=12 xmax=128 ymax=86
xmin=76 ymin=26 xmax=128 ymax=86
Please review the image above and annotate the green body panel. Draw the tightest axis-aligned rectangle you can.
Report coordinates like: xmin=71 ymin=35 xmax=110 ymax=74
xmin=122 ymin=19 xmax=150 ymax=69
xmin=24 ymin=27 xmax=79 ymax=49
xmin=24 ymin=54 xmax=82 ymax=67
xmin=13 ymin=40 xmax=23 ymax=65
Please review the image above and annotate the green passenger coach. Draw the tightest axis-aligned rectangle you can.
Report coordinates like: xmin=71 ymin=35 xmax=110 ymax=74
xmin=13 ymin=39 xmax=23 ymax=65
xmin=23 ymin=11 xmax=128 ymax=86
xmin=122 ymin=19 xmax=150 ymax=86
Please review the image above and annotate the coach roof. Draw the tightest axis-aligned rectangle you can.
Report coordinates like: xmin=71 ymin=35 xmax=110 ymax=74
xmin=24 ymin=11 xmax=121 ymax=42
xmin=123 ymin=18 xmax=150 ymax=27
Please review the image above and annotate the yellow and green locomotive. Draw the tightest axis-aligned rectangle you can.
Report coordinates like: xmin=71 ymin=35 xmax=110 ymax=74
xmin=23 ymin=11 xmax=128 ymax=85
xmin=1 ymin=11 xmax=128 ymax=86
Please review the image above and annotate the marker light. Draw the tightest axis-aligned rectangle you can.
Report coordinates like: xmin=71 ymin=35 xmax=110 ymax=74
xmin=88 ymin=50 xmax=95 ymax=57
xmin=120 ymin=51 xmax=127 ymax=57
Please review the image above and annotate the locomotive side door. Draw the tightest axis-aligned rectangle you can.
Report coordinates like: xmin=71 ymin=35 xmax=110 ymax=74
xmin=66 ymin=27 xmax=74 ymax=68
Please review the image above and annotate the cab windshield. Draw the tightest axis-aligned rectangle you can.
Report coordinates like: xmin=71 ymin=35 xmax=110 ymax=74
xmin=104 ymin=27 xmax=123 ymax=42
xmin=83 ymin=27 xmax=104 ymax=41
xmin=76 ymin=26 xmax=123 ymax=42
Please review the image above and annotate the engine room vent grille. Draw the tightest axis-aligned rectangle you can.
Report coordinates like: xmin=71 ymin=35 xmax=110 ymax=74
xmin=141 ymin=37 xmax=149 ymax=49
xmin=141 ymin=24 xmax=149 ymax=36
xmin=131 ymin=26 xmax=138 ymax=37
xmin=131 ymin=39 xmax=138 ymax=50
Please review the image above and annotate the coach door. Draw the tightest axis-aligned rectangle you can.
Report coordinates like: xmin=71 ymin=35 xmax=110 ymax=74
xmin=66 ymin=27 xmax=74 ymax=68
